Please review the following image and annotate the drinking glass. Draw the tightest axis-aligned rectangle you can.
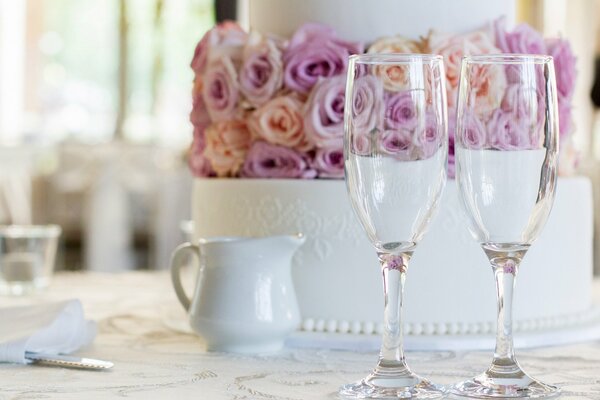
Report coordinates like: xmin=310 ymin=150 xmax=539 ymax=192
xmin=341 ymin=54 xmax=448 ymax=399
xmin=0 ymin=224 xmax=62 ymax=295
xmin=452 ymin=55 xmax=559 ymax=397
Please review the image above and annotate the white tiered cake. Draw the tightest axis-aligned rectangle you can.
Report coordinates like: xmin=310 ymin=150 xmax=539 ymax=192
xmin=192 ymin=0 xmax=594 ymax=338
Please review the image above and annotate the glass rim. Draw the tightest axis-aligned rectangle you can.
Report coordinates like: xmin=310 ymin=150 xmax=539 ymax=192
xmin=349 ymin=53 xmax=444 ymax=64
xmin=0 ymin=224 xmax=62 ymax=238
xmin=463 ymin=54 xmax=553 ymax=64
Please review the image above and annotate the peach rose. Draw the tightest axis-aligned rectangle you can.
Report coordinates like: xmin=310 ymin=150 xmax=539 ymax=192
xmin=247 ymin=95 xmax=308 ymax=149
xmin=190 ymin=78 xmax=211 ymax=129
xmin=429 ymin=29 xmax=503 ymax=107
xmin=367 ymin=36 xmax=423 ymax=91
xmin=203 ymin=120 xmax=252 ymax=177
xmin=466 ymin=61 xmax=508 ymax=115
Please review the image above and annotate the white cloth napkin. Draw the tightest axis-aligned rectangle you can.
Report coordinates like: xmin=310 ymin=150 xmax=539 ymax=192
xmin=0 ymin=300 xmax=97 ymax=364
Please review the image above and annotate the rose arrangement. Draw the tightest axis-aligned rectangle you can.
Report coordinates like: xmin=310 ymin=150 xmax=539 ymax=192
xmin=189 ymin=17 xmax=576 ymax=179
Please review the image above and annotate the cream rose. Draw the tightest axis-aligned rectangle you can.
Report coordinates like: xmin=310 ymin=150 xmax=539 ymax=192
xmin=367 ymin=36 xmax=423 ymax=91
xmin=203 ymin=120 xmax=252 ymax=177
xmin=247 ymin=95 xmax=308 ymax=149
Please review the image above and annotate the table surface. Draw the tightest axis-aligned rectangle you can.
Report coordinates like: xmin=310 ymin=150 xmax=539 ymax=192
xmin=1 ymin=272 xmax=600 ymax=400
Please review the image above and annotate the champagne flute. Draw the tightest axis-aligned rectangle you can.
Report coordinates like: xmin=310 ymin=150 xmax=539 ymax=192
xmin=341 ymin=54 xmax=447 ymax=399
xmin=452 ymin=54 xmax=559 ymax=398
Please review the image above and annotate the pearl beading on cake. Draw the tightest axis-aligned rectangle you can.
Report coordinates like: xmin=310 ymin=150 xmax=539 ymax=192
xmin=301 ymin=307 xmax=600 ymax=335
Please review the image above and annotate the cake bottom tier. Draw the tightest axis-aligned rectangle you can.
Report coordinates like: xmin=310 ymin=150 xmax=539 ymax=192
xmin=192 ymin=177 xmax=593 ymax=336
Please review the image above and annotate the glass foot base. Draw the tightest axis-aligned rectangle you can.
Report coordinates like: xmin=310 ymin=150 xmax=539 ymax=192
xmin=450 ymin=372 xmax=560 ymax=398
xmin=339 ymin=372 xmax=445 ymax=399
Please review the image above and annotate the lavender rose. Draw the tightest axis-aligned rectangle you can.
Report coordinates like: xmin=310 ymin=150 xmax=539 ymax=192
xmin=494 ymin=17 xmax=546 ymax=55
xmin=239 ymin=32 xmax=284 ymax=107
xmin=312 ymin=145 xmax=344 ymax=178
xmin=501 ymin=84 xmax=545 ymax=121
xmin=202 ymin=57 xmax=240 ymax=122
xmin=351 ymin=75 xmax=384 ymax=133
xmin=487 ymin=109 xmax=531 ymax=150
xmin=380 ymin=129 xmax=414 ymax=160
xmin=242 ymin=141 xmax=317 ymax=179
xmin=283 ymin=23 xmax=363 ymax=94
xmin=448 ymin=133 xmax=456 ymax=179
xmin=558 ymin=99 xmax=573 ymax=139
xmin=304 ymin=75 xmax=345 ymax=148
xmin=385 ymin=91 xmax=418 ymax=131
xmin=247 ymin=95 xmax=308 ymax=149
xmin=547 ymin=38 xmax=577 ymax=100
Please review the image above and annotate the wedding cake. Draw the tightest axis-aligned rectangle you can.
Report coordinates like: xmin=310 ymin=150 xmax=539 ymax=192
xmin=190 ymin=0 xmax=594 ymax=337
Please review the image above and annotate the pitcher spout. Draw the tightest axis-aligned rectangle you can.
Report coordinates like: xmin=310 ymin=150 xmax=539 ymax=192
xmin=275 ymin=233 xmax=306 ymax=259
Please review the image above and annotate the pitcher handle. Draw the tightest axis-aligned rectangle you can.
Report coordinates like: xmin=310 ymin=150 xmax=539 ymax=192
xmin=170 ymin=242 xmax=199 ymax=312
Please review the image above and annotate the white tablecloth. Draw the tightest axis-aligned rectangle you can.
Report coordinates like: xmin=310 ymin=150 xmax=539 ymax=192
xmin=0 ymin=272 xmax=599 ymax=399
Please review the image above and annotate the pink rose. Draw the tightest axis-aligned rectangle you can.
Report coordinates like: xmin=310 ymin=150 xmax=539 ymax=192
xmin=202 ymin=57 xmax=240 ymax=122
xmin=312 ymin=145 xmax=344 ymax=178
xmin=191 ymin=21 xmax=247 ymax=76
xmin=204 ymin=120 xmax=252 ymax=177
xmin=385 ymin=91 xmax=418 ymax=131
xmin=247 ymin=95 xmax=308 ymax=149
xmin=415 ymin=112 xmax=444 ymax=159
xmin=304 ymin=75 xmax=346 ymax=148
xmin=429 ymin=29 xmax=502 ymax=106
xmin=283 ymin=23 xmax=363 ymax=94
xmin=351 ymin=132 xmax=372 ymax=156
xmin=486 ymin=109 xmax=532 ymax=150
xmin=460 ymin=112 xmax=487 ymax=149
xmin=351 ymin=75 xmax=384 ymax=134
xmin=242 ymin=141 xmax=317 ymax=179
xmin=494 ymin=17 xmax=546 ymax=55
xmin=189 ymin=128 xmax=214 ymax=177
xmin=546 ymin=38 xmax=576 ymax=100
xmin=191 ymin=34 xmax=210 ymax=76
xmin=380 ymin=129 xmax=414 ymax=161
xmin=239 ymin=32 xmax=284 ymax=107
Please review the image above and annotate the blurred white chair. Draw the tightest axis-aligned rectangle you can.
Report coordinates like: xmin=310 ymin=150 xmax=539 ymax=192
xmin=49 ymin=142 xmax=190 ymax=271
xmin=0 ymin=146 xmax=35 ymax=225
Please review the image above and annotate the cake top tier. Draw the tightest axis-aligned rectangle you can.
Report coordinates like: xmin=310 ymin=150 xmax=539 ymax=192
xmin=248 ymin=0 xmax=515 ymax=43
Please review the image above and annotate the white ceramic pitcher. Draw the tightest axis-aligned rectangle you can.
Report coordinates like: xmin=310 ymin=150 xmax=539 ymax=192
xmin=170 ymin=234 xmax=305 ymax=353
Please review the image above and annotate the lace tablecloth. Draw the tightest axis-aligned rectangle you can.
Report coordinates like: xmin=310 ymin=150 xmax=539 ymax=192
xmin=1 ymin=272 xmax=600 ymax=400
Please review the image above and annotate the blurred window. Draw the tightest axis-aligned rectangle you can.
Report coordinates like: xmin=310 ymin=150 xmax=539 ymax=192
xmin=2 ymin=0 xmax=214 ymax=146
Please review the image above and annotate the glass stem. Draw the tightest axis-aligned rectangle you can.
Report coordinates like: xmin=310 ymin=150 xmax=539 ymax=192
xmin=491 ymin=259 xmax=519 ymax=371
xmin=378 ymin=252 xmax=411 ymax=368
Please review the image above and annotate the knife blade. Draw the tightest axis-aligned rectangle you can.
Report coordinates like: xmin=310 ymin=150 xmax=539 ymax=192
xmin=24 ymin=351 xmax=114 ymax=370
